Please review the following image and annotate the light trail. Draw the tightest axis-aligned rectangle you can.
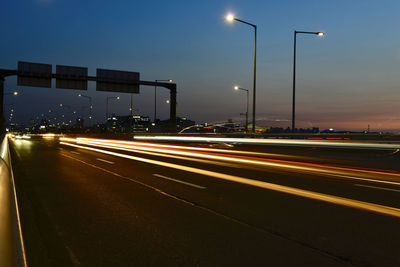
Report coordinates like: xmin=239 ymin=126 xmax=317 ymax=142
xmin=60 ymin=137 xmax=400 ymax=185
xmin=60 ymin=141 xmax=400 ymax=218
xmin=61 ymin=138 xmax=242 ymax=169
xmin=133 ymin=136 xmax=400 ymax=150
xmin=65 ymin=137 xmax=304 ymax=160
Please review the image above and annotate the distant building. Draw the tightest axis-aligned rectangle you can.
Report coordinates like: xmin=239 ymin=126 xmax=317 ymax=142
xmin=152 ymin=117 xmax=195 ymax=133
xmin=106 ymin=114 xmax=151 ymax=133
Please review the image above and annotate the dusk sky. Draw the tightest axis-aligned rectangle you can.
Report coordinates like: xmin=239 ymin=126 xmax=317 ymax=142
xmin=2 ymin=0 xmax=400 ymax=131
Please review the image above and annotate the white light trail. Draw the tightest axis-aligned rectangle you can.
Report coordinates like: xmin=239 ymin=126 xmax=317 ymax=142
xmin=60 ymin=141 xmax=400 ymax=218
xmin=133 ymin=136 xmax=400 ymax=150
xmin=60 ymin=137 xmax=400 ymax=184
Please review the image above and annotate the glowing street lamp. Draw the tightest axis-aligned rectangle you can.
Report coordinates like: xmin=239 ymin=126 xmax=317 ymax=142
xmin=226 ymin=13 xmax=234 ymax=22
xmin=234 ymin=85 xmax=249 ymax=132
xmin=225 ymin=12 xmax=257 ymax=133
xmin=292 ymin=30 xmax=325 ymax=132
xmin=4 ymin=91 xmax=18 ymax=96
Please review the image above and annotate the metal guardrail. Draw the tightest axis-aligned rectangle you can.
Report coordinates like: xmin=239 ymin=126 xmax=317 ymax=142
xmin=0 ymin=135 xmax=27 ymax=267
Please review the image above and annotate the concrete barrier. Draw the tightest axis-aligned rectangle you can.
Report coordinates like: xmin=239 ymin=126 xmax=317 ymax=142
xmin=0 ymin=135 xmax=27 ymax=267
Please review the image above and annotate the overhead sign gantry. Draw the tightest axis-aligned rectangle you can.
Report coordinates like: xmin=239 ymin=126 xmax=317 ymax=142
xmin=0 ymin=61 xmax=177 ymax=131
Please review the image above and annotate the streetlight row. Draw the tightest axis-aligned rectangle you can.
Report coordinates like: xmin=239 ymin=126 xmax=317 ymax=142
xmin=6 ymin=82 xmax=173 ymax=126
xmin=69 ymin=92 xmax=173 ymax=126
xmin=226 ymin=12 xmax=325 ymax=133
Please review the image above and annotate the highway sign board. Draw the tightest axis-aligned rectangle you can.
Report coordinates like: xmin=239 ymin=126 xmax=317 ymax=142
xmin=96 ymin=69 xmax=140 ymax=93
xmin=17 ymin=61 xmax=52 ymax=88
xmin=56 ymin=65 xmax=88 ymax=90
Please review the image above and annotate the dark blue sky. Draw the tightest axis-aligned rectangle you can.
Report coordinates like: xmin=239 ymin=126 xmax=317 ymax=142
xmin=2 ymin=0 xmax=400 ymax=130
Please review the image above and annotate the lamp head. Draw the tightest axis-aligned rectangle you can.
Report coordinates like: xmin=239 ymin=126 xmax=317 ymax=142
xmin=116 ymin=96 xmax=120 ymax=100
xmin=234 ymin=86 xmax=239 ymax=90
xmin=226 ymin=13 xmax=234 ymax=22
xmin=317 ymin=32 xmax=325 ymax=36
xmin=13 ymin=91 xmax=18 ymax=96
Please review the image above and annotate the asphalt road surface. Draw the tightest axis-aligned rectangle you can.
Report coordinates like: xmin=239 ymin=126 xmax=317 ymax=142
xmin=9 ymin=136 xmax=400 ymax=266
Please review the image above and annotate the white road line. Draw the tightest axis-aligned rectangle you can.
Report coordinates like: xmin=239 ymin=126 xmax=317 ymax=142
xmin=355 ymin=184 xmax=400 ymax=193
xmin=70 ymin=151 xmax=80 ymax=155
xmin=60 ymin=141 xmax=400 ymax=218
xmin=96 ymin=158 xmax=115 ymax=164
xmin=153 ymin=173 xmax=206 ymax=189
xmin=323 ymin=173 xmax=400 ymax=187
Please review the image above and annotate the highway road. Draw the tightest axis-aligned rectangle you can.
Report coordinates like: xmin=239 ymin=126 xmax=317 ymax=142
xmin=9 ymin=135 xmax=400 ymax=266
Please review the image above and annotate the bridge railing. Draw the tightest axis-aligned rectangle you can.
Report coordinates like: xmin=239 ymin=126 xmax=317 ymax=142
xmin=0 ymin=134 xmax=27 ymax=267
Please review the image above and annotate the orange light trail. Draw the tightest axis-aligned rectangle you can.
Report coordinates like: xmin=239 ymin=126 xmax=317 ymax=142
xmin=60 ymin=137 xmax=400 ymax=186
xmin=60 ymin=141 xmax=400 ymax=219
xmin=133 ymin=136 xmax=400 ymax=150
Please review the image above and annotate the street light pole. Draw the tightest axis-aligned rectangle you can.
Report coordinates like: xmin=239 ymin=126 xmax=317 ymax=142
xmin=106 ymin=96 xmax=119 ymax=121
xmin=130 ymin=94 xmax=133 ymax=117
xmin=78 ymin=94 xmax=93 ymax=126
xmin=234 ymin=86 xmax=249 ymax=132
xmin=253 ymin=25 xmax=257 ymax=133
xmin=292 ymin=30 xmax=324 ymax=132
xmin=1 ymin=89 xmax=19 ymax=129
xmin=226 ymin=13 xmax=257 ymax=133
xmin=59 ymin=103 xmax=74 ymax=125
xmin=106 ymin=97 xmax=109 ymax=120
xmin=154 ymin=79 xmax=172 ymax=122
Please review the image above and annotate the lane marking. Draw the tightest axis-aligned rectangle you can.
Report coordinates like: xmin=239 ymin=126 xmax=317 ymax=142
xmin=355 ymin=184 xmax=400 ymax=193
xmin=96 ymin=158 xmax=115 ymax=164
xmin=59 ymin=152 xmax=350 ymax=263
xmin=322 ymin=173 xmax=400 ymax=187
xmin=70 ymin=151 xmax=80 ymax=155
xmin=60 ymin=141 xmax=400 ymax=218
xmin=153 ymin=173 xmax=206 ymax=189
